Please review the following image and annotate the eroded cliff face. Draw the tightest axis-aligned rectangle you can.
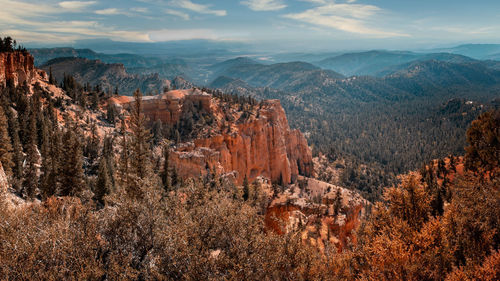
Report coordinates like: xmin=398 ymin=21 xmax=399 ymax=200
xmin=110 ymin=88 xmax=314 ymax=184
xmin=265 ymin=177 xmax=368 ymax=252
xmin=0 ymin=52 xmax=37 ymax=87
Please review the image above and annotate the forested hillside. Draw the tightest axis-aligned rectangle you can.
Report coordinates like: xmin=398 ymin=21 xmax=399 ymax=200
xmin=213 ymin=58 xmax=500 ymax=199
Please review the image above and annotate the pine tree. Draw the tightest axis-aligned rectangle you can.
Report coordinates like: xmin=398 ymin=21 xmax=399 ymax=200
xmin=85 ymin=121 xmax=100 ymax=173
xmin=23 ymin=107 xmax=39 ymax=199
xmin=333 ymin=189 xmax=342 ymax=216
xmin=106 ymin=103 xmax=117 ymax=124
xmin=152 ymin=120 xmax=163 ymax=146
xmin=130 ymin=89 xmax=151 ymax=180
xmin=161 ymin=145 xmax=171 ymax=192
xmin=90 ymin=91 xmax=99 ymax=110
xmin=0 ymin=105 xmax=13 ymax=177
xmin=39 ymin=117 xmax=53 ymax=199
xmin=117 ymin=119 xmax=130 ymax=191
xmin=102 ymin=135 xmax=115 ymax=189
xmin=95 ymin=156 xmax=111 ymax=205
xmin=59 ymin=120 xmax=85 ymax=197
xmin=7 ymin=113 xmax=23 ymax=192
xmin=48 ymin=67 xmax=55 ymax=85
xmin=242 ymin=174 xmax=250 ymax=201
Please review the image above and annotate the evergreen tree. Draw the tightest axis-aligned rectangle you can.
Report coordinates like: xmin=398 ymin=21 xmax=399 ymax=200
xmin=0 ymin=105 xmax=13 ymax=177
xmin=130 ymin=89 xmax=151 ymax=180
xmin=85 ymin=121 xmax=100 ymax=173
xmin=106 ymin=103 xmax=117 ymax=124
xmin=90 ymin=91 xmax=99 ymax=110
xmin=39 ymin=117 xmax=54 ymax=199
xmin=7 ymin=112 xmax=23 ymax=192
xmin=161 ymin=145 xmax=171 ymax=193
xmin=59 ymin=120 xmax=85 ymax=197
xmin=102 ymin=135 xmax=115 ymax=189
xmin=152 ymin=120 xmax=163 ymax=146
xmin=333 ymin=189 xmax=342 ymax=216
xmin=117 ymin=119 xmax=130 ymax=191
xmin=95 ymin=157 xmax=111 ymax=205
xmin=48 ymin=67 xmax=56 ymax=85
xmin=242 ymin=175 xmax=250 ymax=201
xmin=23 ymin=107 xmax=39 ymax=199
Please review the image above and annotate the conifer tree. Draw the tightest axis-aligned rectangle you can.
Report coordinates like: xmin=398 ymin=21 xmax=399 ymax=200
xmin=48 ymin=67 xmax=56 ymax=85
xmin=117 ymin=119 xmax=130 ymax=191
xmin=39 ymin=117 xmax=53 ymax=199
xmin=161 ymin=145 xmax=171 ymax=192
xmin=59 ymin=120 xmax=85 ymax=197
xmin=95 ymin=156 xmax=111 ymax=205
xmin=7 ymin=112 xmax=23 ymax=192
xmin=333 ymin=189 xmax=342 ymax=216
xmin=23 ymin=106 xmax=39 ymax=199
xmin=243 ymin=174 xmax=250 ymax=201
xmin=130 ymin=89 xmax=151 ymax=180
xmin=106 ymin=103 xmax=116 ymax=124
xmin=102 ymin=135 xmax=115 ymax=189
xmin=0 ymin=105 xmax=13 ymax=177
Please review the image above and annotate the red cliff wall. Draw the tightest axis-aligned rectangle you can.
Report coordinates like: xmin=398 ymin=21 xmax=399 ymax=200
xmin=0 ymin=52 xmax=36 ymax=87
xmin=110 ymin=89 xmax=314 ymax=185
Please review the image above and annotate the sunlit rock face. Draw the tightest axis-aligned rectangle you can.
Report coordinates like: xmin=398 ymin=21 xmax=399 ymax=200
xmin=0 ymin=162 xmax=8 ymax=194
xmin=0 ymin=52 xmax=36 ymax=87
xmin=265 ymin=177 xmax=369 ymax=252
xmin=110 ymin=88 xmax=314 ymax=185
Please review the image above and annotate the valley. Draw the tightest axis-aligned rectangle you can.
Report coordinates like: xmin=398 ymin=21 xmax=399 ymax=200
xmin=0 ymin=33 xmax=498 ymax=280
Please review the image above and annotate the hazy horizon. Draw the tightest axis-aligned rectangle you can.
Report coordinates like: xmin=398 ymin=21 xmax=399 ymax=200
xmin=1 ymin=0 xmax=499 ymax=52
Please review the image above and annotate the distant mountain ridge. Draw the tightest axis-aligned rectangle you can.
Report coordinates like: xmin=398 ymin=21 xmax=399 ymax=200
xmin=430 ymin=44 xmax=500 ymax=59
xmin=209 ymin=60 xmax=344 ymax=91
xmin=41 ymin=57 xmax=170 ymax=95
xmin=29 ymin=47 xmax=168 ymax=68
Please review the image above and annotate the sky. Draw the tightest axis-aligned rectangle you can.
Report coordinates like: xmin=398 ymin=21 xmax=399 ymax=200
xmin=1 ymin=0 xmax=499 ymax=51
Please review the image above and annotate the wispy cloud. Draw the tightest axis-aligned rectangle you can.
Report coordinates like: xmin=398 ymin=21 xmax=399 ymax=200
xmin=170 ymin=0 xmax=226 ymax=16
xmin=58 ymin=1 xmax=96 ymax=11
xmin=131 ymin=7 xmax=149 ymax=13
xmin=241 ymin=0 xmax=286 ymax=11
xmin=95 ymin=8 xmax=123 ymax=15
xmin=164 ymin=9 xmax=190 ymax=20
xmin=284 ymin=0 xmax=408 ymax=38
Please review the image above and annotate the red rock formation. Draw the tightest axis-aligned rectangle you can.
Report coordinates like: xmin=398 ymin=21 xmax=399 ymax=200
xmin=0 ymin=52 xmax=36 ymax=87
xmin=110 ymin=88 xmax=314 ymax=185
xmin=0 ymin=162 xmax=8 ymax=194
xmin=265 ymin=178 xmax=368 ymax=252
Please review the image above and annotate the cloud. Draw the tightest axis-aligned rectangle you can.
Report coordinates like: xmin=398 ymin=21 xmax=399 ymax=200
xmin=164 ymin=9 xmax=190 ymax=20
xmin=131 ymin=7 xmax=149 ymax=13
xmin=95 ymin=8 xmax=123 ymax=15
xmin=241 ymin=0 xmax=286 ymax=11
xmin=284 ymin=1 xmax=408 ymax=38
xmin=58 ymin=1 xmax=96 ymax=10
xmin=0 ymin=0 xmax=239 ymax=44
xmin=170 ymin=0 xmax=226 ymax=16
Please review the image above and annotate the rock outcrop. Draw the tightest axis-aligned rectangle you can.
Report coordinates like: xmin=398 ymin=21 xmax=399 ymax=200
xmin=265 ymin=177 xmax=368 ymax=251
xmin=110 ymin=88 xmax=314 ymax=184
xmin=0 ymin=162 xmax=8 ymax=194
xmin=0 ymin=52 xmax=37 ymax=87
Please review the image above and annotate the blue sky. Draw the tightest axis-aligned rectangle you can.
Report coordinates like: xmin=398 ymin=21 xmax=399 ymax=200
xmin=1 ymin=0 xmax=499 ymax=51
